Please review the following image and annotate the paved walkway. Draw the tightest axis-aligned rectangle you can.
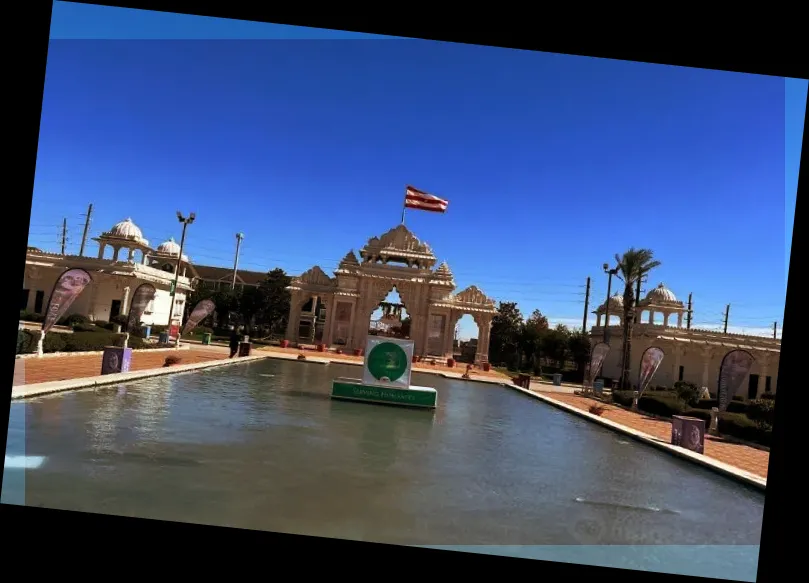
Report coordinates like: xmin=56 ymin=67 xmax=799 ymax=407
xmin=534 ymin=391 xmax=769 ymax=479
xmin=13 ymin=347 xmax=229 ymax=386
xmin=254 ymin=345 xmax=510 ymax=381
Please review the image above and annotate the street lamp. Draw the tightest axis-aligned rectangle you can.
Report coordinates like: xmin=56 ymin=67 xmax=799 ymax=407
xmin=602 ymin=263 xmax=618 ymax=343
xmin=167 ymin=211 xmax=196 ymax=346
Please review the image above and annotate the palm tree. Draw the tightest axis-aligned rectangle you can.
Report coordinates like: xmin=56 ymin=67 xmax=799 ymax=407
xmin=614 ymin=248 xmax=661 ymax=390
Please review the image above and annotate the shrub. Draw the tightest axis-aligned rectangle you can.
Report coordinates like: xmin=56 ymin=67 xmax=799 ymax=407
xmin=163 ymin=355 xmax=182 ymax=367
xmin=674 ymin=381 xmax=701 ymax=406
xmin=72 ymin=323 xmax=97 ymax=332
xmin=747 ymin=399 xmax=776 ymax=426
xmin=682 ymin=408 xmax=714 ymax=423
xmin=20 ymin=310 xmax=45 ymax=323
xmin=94 ymin=320 xmax=115 ymax=331
xmin=726 ymin=400 xmax=749 ymax=414
xmin=717 ymin=413 xmax=771 ymax=447
xmin=611 ymin=390 xmax=634 ymax=407
xmin=638 ymin=393 xmax=686 ymax=418
xmin=58 ymin=313 xmax=90 ymax=327
xmin=732 ymin=395 xmax=744 ymax=402
xmin=63 ymin=331 xmax=120 ymax=352
xmin=760 ymin=392 xmax=776 ymax=401
xmin=589 ymin=404 xmax=606 ymax=416
xmin=692 ymin=398 xmax=719 ymax=410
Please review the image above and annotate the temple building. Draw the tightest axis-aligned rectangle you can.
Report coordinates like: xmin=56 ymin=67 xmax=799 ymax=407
xmin=22 ymin=218 xmax=197 ymax=328
xmin=285 ymin=225 xmax=498 ymax=362
xmin=590 ymin=283 xmax=780 ymax=398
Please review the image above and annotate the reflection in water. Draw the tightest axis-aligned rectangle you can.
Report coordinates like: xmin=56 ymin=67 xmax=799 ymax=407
xmin=12 ymin=359 xmax=765 ymax=550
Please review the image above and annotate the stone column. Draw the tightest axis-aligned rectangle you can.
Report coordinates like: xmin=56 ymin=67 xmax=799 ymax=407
xmin=596 ymin=314 xmax=602 ymax=327
xmin=97 ymin=242 xmax=106 ymax=259
xmin=476 ymin=316 xmax=491 ymax=364
xmin=700 ymin=346 xmax=713 ymax=388
xmin=112 ymin=246 xmax=120 ymax=262
xmin=676 ymin=312 xmax=683 ymax=328
xmin=648 ymin=310 xmax=655 ymax=324
xmin=121 ymin=285 xmax=131 ymax=315
xmin=758 ymin=354 xmax=769 ymax=398
xmin=663 ymin=312 xmax=670 ymax=327
xmin=441 ymin=312 xmax=453 ymax=357
xmin=127 ymin=248 xmax=135 ymax=262
xmin=285 ymin=297 xmax=301 ymax=342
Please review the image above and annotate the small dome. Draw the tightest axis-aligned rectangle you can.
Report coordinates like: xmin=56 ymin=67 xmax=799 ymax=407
xmin=598 ymin=293 xmax=624 ymax=312
xmin=156 ymin=237 xmax=189 ymax=262
xmin=434 ymin=261 xmax=453 ymax=278
xmin=105 ymin=218 xmax=147 ymax=244
xmin=645 ymin=283 xmax=677 ymax=303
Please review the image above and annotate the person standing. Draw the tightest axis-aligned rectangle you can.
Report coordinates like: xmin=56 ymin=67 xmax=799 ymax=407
xmin=229 ymin=327 xmax=241 ymax=358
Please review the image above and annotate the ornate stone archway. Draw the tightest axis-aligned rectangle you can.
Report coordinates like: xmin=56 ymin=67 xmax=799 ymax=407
xmin=285 ymin=225 xmax=497 ymax=361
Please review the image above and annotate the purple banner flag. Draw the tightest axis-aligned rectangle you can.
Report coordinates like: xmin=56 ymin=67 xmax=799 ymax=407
xmin=42 ymin=268 xmax=93 ymax=334
xmin=587 ymin=342 xmax=611 ymax=386
xmin=182 ymin=299 xmax=216 ymax=336
xmin=126 ymin=283 xmax=156 ymax=332
xmin=637 ymin=346 xmax=665 ymax=395
xmin=717 ymin=349 xmax=754 ymax=411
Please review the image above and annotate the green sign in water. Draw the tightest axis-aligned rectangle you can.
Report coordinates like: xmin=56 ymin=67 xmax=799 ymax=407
xmin=366 ymin=341 xmax=409 ymax=382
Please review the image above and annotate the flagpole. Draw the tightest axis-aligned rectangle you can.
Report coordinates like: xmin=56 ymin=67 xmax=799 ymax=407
xmin=401 ymin=187 xmax=407 ymax=225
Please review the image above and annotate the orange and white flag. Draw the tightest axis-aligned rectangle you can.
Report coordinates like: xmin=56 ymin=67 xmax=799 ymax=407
xmin=404 ymin=185 xmax=449 ymax=213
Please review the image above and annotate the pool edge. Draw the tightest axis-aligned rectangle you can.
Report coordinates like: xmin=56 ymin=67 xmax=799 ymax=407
xmin=507 ymin=385 xmax=767 ymax=492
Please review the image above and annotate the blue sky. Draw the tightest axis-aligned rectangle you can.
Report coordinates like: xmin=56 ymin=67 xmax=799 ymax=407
xmin=31 ymin=6 xmax=803 ymax=340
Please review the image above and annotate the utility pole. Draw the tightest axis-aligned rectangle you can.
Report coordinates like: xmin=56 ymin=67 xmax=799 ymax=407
xmin=582 ymin=276 xmax=591 ymax=332
xmin=60 ymin=218 xmax=67 ymax=255
xmin=773 ymin=321 xmax=777 ymax=339
xmin=167 ymin=211 xmax=196 ymax=344
xmin=686 ymin=293 xmax=693 ymax=329
xmin=79 ymin=203 xmax=93 ymax=257
xmin=231 ymin=232 xmax=244 ymax=290
xmin=635 ymin=276 xmax=643 ymax=305
xmin=722 ymin=304 xmax=731 ymax=334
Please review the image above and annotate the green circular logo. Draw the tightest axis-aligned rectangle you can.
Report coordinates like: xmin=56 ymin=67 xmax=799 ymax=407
xmin=366 ymin=342 xmax=408 ymax=382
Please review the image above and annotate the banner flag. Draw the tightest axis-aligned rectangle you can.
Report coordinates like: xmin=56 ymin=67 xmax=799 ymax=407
xmin=182 ymin=299 xmax=216 ymax=336
xmin=717 ymin=349 xmax=754 ymax=411
xmin=587 ymin=342 xmax=610 ymax=386
xmin=637 ymin=346 xmax=665 ymax=396
xmin=126 ymin=283 xmax=156 ymax=332
xmin=404 ymin=185 xmax=449 ymax=213
xmin=42 ymin=268 xmax=93 ymax=334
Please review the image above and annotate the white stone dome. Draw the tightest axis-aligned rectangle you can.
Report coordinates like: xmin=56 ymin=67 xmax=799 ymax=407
xmin=156 ymin=237 xmax=188 ymax=262
xmin=598 ymin=293 xmax=624 ymax=313
xmin=645 ymin=283 xmax=677 ymax=303
xmin=105 ymin=218 xmax=147 ymax=244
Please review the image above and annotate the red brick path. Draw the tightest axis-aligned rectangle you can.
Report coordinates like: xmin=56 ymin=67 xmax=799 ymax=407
xmin=537 ymin=392 xmax=770 ymax=478
xmin=13 ymin=349 xmax=228 ymax=386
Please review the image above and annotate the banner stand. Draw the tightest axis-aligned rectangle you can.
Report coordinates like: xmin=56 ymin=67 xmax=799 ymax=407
xmin=122 ymin=332 xmax=130 ymax=349
xmin=709 ymin=407 xmax=720 ymax=435
xmin=175 ymin=332 xmax=182 ymax=349
xmin=36 ymin=333 xmax=45 ymax=357
xmin=632 ymin=390 xmax=639 ymax=410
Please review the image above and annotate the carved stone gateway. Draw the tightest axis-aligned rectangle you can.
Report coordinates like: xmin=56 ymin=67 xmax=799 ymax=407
xmin=285 ymin=225 xmax=498 ymax=362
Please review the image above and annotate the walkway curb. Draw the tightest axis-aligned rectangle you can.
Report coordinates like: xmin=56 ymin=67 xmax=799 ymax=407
xmin=16 ymin=345 xmax=193 ymax=359
xmin=11 ymin=354 xmax=271 ymax=400
xmin=507 ymin=385 xmax=767 ymax=492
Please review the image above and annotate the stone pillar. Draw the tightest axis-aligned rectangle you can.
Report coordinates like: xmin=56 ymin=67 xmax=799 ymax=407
xmin=596 ymin=314 xmax=602 ymax=327
xmin=758 ymin=355 xmax=769 ymax=398
xmin=700 ymin=346 xmax=713 ymax=388
xmin=127 ymin=248 xmax=135 ymax=262
xmin=121 ymin=285 xmax=131 ymax=315
xmin=476 ymin=316 xmax=492 ymax=364
xmin=112 ymin=246 xmax=120 ymax=262
xmin=345 ymin=301 xmax=357 ymax=348
xmin=323 ymin=298 xmax=337 ymax=346
xmin=676 ymin=312 xmax=683 ymax=328
xmin=97 ymin=242 xmax=106 ymax=259
xmin=285 ymin=297 xmax=301 ymax=342
xmin=648 ymin=310 xmax=655 ymax=324
xmin=663 ymin=312 xmax=670 ymax=327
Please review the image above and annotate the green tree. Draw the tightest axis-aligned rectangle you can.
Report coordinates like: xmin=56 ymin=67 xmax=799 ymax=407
xmin=567 ymin=329 xmax=592 ymax=382
xmin=238 ymin=286 xmax=264 ymax=330
xmin=257 ymin=268 xmax=291 ymax=335
xmin=489 ymin=302 xmax=524 ymax=365
xmin=525 ymin=309 xmax=550 ymax=332
xmin=614 ymin=248 xmax=662 ymax=390
xmin=212 ymin=289 xmax=240 ymax=329
xmin=542 ymin=324 xmax=570 ymax=369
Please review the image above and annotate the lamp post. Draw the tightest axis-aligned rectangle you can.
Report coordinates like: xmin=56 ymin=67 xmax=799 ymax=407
xmin=602 ymin=263 xmax=618 ymax=343
xmin=167 ymin=211 xmax=195 ymax=347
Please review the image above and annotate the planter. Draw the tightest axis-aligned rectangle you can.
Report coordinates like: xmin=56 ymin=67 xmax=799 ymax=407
xmin=482 ymin=362 xmax=491 ymax=372
xmin=280 ymin=339 xmax=289 ymax=348
xmin=447 ymin=358 xmax=455 ymax=368
xmin=413 ymin=355 xmax=420 ymax=363
xmin=353 ymin=348 xmax=362 ymax=357
xmin=317 ymin=343 xmax=326 ymax=352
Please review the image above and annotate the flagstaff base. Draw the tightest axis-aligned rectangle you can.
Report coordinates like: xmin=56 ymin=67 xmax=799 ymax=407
xmin=331 ymin=378 xmax=437 ymax=409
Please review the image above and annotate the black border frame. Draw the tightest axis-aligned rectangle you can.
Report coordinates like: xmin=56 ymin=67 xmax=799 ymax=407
xmin=5 ymin=1 xmax=805 ymax=580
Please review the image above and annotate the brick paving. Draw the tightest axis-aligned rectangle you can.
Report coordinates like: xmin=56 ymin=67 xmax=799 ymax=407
xmin=535 ymin=391 xmax=770 ymax=479
xmin=13 ymin=349 xmax=229 ymax=386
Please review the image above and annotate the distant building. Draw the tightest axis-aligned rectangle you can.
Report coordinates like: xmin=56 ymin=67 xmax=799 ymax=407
xmin=590 ymin=283 xmax=780 ymax=398
xmin=191 ymin=265 xmax=267 ymax=291
xmin=22 ymin=218 xmax=195 ymax=328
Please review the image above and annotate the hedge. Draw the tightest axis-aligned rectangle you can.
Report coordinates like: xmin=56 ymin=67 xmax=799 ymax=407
xmin=717 ymin=413 xmax=772 ymax=447
xmin=637 ymin=393 xmax=686 ymax=417
xmin=611 ymin=390 xmax=634 ymax=407
xmin=16 ymin=329 xmax=159 ymax=354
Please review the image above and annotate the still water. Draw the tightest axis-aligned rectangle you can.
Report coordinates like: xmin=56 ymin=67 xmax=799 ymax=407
xmin=4 ymin=359 xmax=763 ymax=571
